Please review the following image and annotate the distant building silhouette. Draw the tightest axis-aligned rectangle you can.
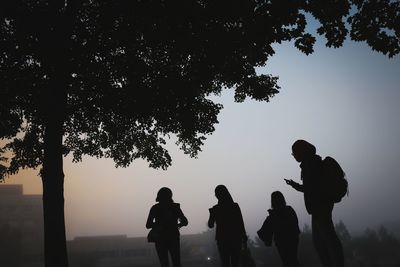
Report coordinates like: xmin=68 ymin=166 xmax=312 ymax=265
xmin=0 ymin=185 xmax=219 ymax=267
xmin=67 ymin=234 xmax=217 ymax=267
xmin=0 ymin=184 xmax=44 ymax=267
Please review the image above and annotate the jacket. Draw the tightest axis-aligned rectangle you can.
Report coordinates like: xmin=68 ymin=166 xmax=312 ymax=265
xmin=296 ymin=154 xmax=334 ymax=215
xmin=146 ymin=202 xmax=188 ymax=240
xmin=257 ymin=206 xmax=300 ymax=246
xmin=208 ymin=202 xmax=247 ymax=243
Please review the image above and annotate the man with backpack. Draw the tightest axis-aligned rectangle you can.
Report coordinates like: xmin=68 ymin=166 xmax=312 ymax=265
xmin=285 ymin=139 xmax=345 ymax=267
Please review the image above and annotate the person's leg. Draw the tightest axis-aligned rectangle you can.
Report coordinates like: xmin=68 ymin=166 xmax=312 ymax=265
xmin=312 ymin=215 xmax=332 ymax=267
xmin=230 ymin=241 xmax=242 ymax=267
xmin=155 ymin=241 xmax=170 ymax=267
xmin=288 ymin=238 xmax=300 ymax=267
xmin=169 ymin=238 xmax=182 ymax=267
xmin=321 ymin=217 xmax=344 ymax=267
xmin=276 ymin=244 xmax=291 ymax=267
xmin=217 ymin=241 xmax=231 ymax=267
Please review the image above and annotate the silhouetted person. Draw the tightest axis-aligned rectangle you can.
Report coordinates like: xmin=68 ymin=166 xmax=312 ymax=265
xmin=208 ymin=185 xmax=247 ymax=267
xmin=286 ymin=140 xmax=344 ymax=267
xmin=146 ymin=187 xmax=188 ymax=267
xmin=257 ymin=191 xmax=300 ymax=267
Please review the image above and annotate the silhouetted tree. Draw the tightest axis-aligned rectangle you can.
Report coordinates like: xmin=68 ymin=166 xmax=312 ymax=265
xmin=297 ymin=224 xmax=320 ymax=266
xmin=0 ymin=148 xmax=6 ymax=178
xmin=252 ymin=222 xmax=400 ymax=267
xmin=335 ymin=221 xmax=351 ymax=243
xmin=241 ymin=236 xmax=257 ymax=267
xmin=350 ymin=226 xmax=400 ymax=267
xmin=1 ymin=1 xmax=399 ymax=266
xmin=335 ymin=220 xmax=354 ymax=265
xmin=251 ymin=236 xmax=281 ymax=266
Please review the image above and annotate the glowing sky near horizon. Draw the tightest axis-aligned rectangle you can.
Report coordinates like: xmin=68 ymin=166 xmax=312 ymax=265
xmin=5 ymin=38 xmax=400 ymax=240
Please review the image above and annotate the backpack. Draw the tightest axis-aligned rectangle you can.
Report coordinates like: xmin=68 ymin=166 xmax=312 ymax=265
xmin=257 ymin=216 xmax=273 ymax=246
xmin=322 ymin=156 xmax=348 ymax=203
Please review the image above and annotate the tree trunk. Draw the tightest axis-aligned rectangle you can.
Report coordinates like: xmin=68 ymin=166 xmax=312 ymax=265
xmin=40 ymin=2 xmax=72 ymax=266
xmin=42 ymin=115 xmax=69 ymax=267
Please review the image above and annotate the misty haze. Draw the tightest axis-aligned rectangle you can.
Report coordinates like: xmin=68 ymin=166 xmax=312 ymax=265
xmin=2 ymin=1 xmax=400 ymax=267
xmin=3 ymin=40 xmax=400 ymax=266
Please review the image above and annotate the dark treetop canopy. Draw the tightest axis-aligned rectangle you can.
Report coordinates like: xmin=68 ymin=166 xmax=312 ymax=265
xmin=1 ymin=1 xmax=399 ymax=267
xmin=1 ymin=0 xmax=399 ymax=174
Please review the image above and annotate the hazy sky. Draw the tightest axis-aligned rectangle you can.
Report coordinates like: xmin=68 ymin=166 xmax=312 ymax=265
xmin=5 ymin=37 xmax=400 ymax=240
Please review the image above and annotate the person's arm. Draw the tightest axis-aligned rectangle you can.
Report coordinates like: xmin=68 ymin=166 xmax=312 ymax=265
xmin=177 ymin=204 xmax=188 ymax=228
xmin=146 ymin=206 xmax=155 ymax=229
xmin=257 ymin=215 xmax=273 ymax=246
xmin=236 ymin=204 xmax=248 ymax=243
xmin=208 ymin=207 xmax=216 ymax=228
xmin=289 ymin=206 xmax=300 ymax=233
xmin=285 ymin=179 xmax=304 ymax=192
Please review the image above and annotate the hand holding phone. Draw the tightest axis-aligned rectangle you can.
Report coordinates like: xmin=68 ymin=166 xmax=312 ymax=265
xmin=284 ymin=178 xmax=293 ymax=185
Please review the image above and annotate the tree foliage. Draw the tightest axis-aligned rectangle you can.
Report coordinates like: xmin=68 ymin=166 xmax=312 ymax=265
xmin=252 ymin=223 xmax=400 ymax=267
xmin=0 ymin=1 xmax=399 ymax=266
xmin=1 ymin=0 xmax=399 ymax=178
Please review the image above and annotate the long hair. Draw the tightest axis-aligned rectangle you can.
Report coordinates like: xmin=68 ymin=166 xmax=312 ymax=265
xmin=156 ymin=187 xmax=173 ymax=203
xmin=271 ymin=191 xmax=286 ymax=209
xmin=215 ymin=185 xmax=234 ymax=204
